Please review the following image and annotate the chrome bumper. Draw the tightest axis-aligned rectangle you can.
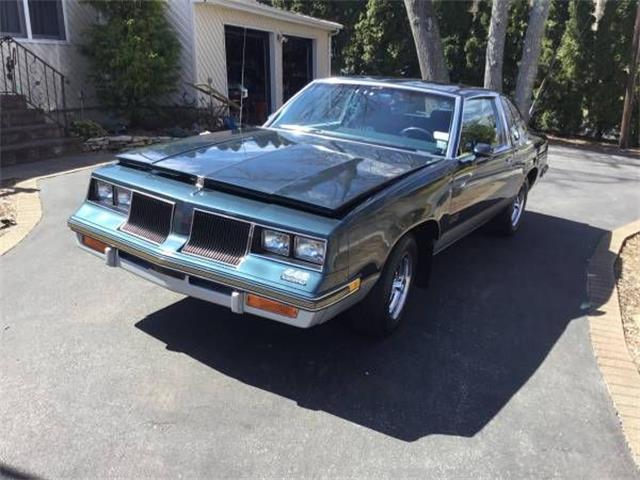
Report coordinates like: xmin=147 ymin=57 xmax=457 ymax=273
xmin=71 ymin=229 xmax=377 ymax=328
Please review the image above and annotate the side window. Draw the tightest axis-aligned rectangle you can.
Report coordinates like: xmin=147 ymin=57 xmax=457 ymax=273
xmin=459 ymin=98 xmax=507 ymax=155
xmin=500 ymin=97 xmax=520 ymax=145
xmin=504 ymin=97 xmax=528 ymax=146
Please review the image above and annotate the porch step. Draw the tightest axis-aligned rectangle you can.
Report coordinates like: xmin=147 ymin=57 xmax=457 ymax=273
xmin=1 ymin=122 xmax=65 ymax=147
xmin=1 ymin=107 xmax=47 ymax=127
xmin=0 ymin=94 xmax=27 ymax=110
xmin=0 ymin=136 xmax=82 ymax=166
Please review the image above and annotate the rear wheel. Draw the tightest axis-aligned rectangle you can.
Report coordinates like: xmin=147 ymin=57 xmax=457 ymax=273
xmin=348 ymin=235 xmax=418 ymax=337
xmin=494 ymin=180 xmax=528 ymax=236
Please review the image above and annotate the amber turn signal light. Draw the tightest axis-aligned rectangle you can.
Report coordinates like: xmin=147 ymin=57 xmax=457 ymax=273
xmin=82 ymin=235 xmax=109 ymax=253
xmin=246 ymin=294 xmax=299 ymax=318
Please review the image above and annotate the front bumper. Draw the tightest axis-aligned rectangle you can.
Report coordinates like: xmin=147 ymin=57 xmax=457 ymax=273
xmin=69 ymin=220 xmax=377 ymax=328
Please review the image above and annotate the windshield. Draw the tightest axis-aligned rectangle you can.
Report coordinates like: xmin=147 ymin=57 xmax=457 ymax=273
xmin=270 ymin=82 xmax=455 ymax=155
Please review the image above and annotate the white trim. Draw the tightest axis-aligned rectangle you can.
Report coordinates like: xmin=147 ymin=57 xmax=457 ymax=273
xmin=268 ymin=31 xmax=278 ymax=112
xmin=22 ymin=0 xmax=33 ymax=40
xmin=195 ymin=0 xmax=342 ymax=31
xmin=9 ymin=0 xmax=69 ymax=42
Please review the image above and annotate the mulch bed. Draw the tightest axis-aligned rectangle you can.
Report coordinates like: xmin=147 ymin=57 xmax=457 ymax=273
xmin=0 ymin=178 xmax=18 ymax=237
xmin=616 ymin=233 xmax=640 ymax=372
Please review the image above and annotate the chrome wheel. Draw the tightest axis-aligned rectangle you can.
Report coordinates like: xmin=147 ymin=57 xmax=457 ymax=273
xmin=510 ymin=188 xmax=525 ymax=227
xmin=388 ymin=253 xmax=412 ymax=320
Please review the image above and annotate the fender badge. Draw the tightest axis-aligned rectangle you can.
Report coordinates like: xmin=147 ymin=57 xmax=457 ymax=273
xmin=281 ymin=268 xmax=310 ymax=286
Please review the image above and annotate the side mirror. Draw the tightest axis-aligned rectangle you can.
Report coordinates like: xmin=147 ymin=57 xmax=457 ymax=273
xmin=473 ymin=143 xmax=493 ymax=157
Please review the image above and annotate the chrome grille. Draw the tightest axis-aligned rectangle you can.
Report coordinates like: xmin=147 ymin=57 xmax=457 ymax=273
xmin=182 ymin=210 xmax=251 ymax=266
xmin=121 ymin=192 xmax=173 ymax=244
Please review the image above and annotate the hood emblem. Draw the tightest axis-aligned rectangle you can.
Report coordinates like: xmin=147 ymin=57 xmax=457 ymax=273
xmin=195 ymin=175 xmax=205 ymax=192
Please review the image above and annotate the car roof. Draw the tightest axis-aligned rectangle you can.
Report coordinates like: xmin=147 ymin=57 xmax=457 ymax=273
xmin=318 ymin=76 xmax=499 ymax=98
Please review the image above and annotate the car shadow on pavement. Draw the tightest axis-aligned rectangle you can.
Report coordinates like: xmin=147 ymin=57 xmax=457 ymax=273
xmin=136 ymin=211 xmax=613 ymax=442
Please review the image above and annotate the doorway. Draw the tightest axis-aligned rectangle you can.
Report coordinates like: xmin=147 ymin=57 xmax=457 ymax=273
xmin=282 ymin=35 xmax=313 ymax=103
xmin=225 ymin=25 xmax=272 ymax=125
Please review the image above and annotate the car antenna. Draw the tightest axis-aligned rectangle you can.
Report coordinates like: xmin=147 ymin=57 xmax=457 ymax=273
xmin=239 ymin=27 xmax=247 ymax=129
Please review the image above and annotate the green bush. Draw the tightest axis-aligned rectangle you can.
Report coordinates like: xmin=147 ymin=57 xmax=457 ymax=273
xmin=70 ymin=119 xmax=107 ymax=139
xmin=82 ymin=0 xmax=180 ymax=126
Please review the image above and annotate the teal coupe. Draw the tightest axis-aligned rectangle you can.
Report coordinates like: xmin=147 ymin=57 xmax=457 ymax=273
xmin=68 ymin=78 xmax=548 ymax=336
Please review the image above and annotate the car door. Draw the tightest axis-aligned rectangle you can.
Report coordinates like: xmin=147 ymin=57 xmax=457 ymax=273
xmin=500 ymin=96 xmax=530 ymax=195
xmin=439 ymin=96 xmax=513 ymax=248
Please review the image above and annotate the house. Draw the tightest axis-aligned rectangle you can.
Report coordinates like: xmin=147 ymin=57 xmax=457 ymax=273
xmin=0 ymin=0 xmax=342 ymax=147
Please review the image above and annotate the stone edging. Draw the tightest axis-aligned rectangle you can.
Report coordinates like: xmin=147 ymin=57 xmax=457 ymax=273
xmin=588 ymin=219 xmax=640 ymax=466
xmin=0 ymin=162 xmax=110 ymax=256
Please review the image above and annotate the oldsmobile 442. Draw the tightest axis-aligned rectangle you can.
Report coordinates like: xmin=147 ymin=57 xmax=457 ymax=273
xmin=68 ymin=78 xmax=548 ymax=337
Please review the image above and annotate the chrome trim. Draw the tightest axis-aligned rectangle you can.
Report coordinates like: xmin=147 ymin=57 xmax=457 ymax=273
xmin=119 ymin=190 xmax=176 ymax=246
xmin=68 ymin=218 xmax=358 ymax=311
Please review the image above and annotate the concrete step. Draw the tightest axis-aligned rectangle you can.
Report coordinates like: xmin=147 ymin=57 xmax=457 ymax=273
xmin=1 ymin=136 xmax=82 ymax=166
xmin=1 ymin=122 xmax=65 ymax=147
xmin=1 ymin=107 xmax=47 ymax=127
xmin=0 ymin=94 xmax=27 ymax=110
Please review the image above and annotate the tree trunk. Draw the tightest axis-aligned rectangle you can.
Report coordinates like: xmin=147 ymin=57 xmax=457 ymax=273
xmin=619 ymin=1 xmax=640 ymax=149
xmin=484 ymin=0 xmax=512 ymax=91
xmin=514 ymin=0 xmax=552 ymax=121
xmin=403 ymin=0 xmax=449 ymax=82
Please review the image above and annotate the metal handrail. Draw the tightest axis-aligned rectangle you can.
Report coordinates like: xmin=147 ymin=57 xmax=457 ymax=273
xmin=1 ymin=35 xmax=68 ymax=134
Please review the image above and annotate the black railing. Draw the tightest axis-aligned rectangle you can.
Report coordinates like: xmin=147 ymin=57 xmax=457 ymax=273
xmin=1 ymin=36 xmax=68 ymax=133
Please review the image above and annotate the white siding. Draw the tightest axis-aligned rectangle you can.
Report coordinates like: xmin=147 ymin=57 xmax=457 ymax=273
xmin=11 ymin=0 xmax=335 ymax=111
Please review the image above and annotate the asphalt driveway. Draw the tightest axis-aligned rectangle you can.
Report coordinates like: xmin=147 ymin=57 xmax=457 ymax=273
xmin=1 ymin=145 xmax=639 ymax=478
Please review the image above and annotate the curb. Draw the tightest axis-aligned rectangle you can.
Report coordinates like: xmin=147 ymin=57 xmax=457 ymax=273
xmin=0 ymin=161 xmax=111 ymax=256
xmin=588 ymin=219 xmax=640 ymax=466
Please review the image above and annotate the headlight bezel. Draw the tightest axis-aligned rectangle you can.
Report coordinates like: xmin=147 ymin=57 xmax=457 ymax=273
xmin=256 ymin=226 xmax=327 ymax=269
xmin=293 ymin=236 xmax=326 ymax=265
xmin=89 ymin=178 xmax=132 ymax=214
xmin=261 ymin=229 xmax=291 ymax=257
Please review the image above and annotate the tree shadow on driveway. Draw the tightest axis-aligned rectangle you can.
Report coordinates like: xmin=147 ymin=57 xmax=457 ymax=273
xmin=135 ymin=211 xmax=613 ymax=442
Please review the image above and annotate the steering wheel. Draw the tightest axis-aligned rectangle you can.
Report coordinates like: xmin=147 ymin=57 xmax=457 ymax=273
xmin=400 ymin=127 xmax=434 ymax=142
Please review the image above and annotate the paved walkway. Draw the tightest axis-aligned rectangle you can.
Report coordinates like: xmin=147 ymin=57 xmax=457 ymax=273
xmin=0 ymin=145 xmax=639 ymax=478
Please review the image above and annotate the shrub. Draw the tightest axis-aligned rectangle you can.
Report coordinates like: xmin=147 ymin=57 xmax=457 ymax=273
xmin=70 ymin=119 xmax=107 ymax=139
xmin=82 ymin=0 xmax=180 ymax=126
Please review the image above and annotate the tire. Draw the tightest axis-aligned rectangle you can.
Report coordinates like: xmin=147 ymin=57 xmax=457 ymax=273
xmin=494 ymin=180 xmax=528 ymax=236
xmin=348 ymin=234 xmax=418 ymax=338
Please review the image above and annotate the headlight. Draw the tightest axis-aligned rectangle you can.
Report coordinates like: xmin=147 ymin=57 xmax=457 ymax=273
xmin=114 ymin=186 xmax=132 ymax=212
xmin=294 ymin=236 xmax=326 ymax=265
xmin=262 ymin=229 xmax=290 ymax=256
xmin=90 ymin=179 xmax=131 ymax=214
xmin=95 ymin=180 xmax=113 ymax=203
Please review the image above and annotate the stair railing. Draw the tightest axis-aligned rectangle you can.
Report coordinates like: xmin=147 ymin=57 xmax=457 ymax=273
xmin=1 ymin=36 xmax=69 ymax=134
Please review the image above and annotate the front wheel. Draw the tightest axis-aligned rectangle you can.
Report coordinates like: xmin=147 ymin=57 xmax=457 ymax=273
xmin=494 ymin=180 xmax=528 ymax=236
xmin=348 ymin=234 xmax=418 ymax=337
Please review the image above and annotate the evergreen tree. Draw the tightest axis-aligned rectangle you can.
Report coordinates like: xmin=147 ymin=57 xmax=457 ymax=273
xmin=82 ymin=0 xmax=180 ymax=126
xmin=536 ymin=0 xmax=594 ymax=134
xmin=343 ymin=0 xmax=419 ymax=77
xmin=587 ymin=0 xmax=638 ymax=138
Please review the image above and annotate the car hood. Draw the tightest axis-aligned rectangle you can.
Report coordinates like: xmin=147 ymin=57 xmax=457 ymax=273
xmin=117 ymin=128 xmax=441 ymax=215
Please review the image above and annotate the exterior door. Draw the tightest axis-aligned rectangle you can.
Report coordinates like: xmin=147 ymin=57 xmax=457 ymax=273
xmin=501 ymin=96 xmax=532 ymax=194
xmin=440 ymin=96 xmax=513 ymax=245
